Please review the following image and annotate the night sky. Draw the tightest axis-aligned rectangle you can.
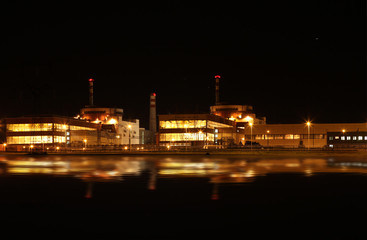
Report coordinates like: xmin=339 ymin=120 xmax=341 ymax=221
xmin=1 ymin=1 xmax=366 ymax=128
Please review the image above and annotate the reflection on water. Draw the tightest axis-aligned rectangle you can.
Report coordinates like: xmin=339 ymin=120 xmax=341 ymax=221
xmin=1 ymin=155 xmax=367 ymax=181
xmin=1 ymin=154 xmax=367 ymax=238
xmin=1 ymin=155 xmax=367 ymax=192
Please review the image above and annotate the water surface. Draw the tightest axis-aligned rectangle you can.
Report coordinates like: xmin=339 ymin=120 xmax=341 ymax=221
xmin=0 ymin=154 xmax=366 ymax=239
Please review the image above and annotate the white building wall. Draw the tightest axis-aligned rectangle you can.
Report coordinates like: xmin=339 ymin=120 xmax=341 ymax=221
xmin=117 ymin=120 xmax=140 ymax=145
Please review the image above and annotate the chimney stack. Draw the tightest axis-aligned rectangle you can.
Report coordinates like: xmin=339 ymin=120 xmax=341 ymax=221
xmin=149 ymin=93 xmax=157 ymax=133
xmin=88 ymin=78 xmax=94 ymax=106
xmin=215 ymin=75 xmax=220 ymax=105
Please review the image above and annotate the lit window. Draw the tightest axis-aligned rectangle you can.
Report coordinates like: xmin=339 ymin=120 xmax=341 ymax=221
xmin=329 ymin=136 xmax=333 ymax=140
xmin=347 ymin=136 xmax=351 ymax=140
xmin=285 ymin=134 xmax=293 ymax=140
xmin=358 ymin=136 xmax=363 ymax=140
xmin=365 ymin=136 xmax=367 ymax=140
xmin=341 ymin=136 xmax=345 ymax=140
xmin=335 ymin=136 xmax=339 ymax=140
xmin=352 ymin=136 xmax=357 ymax=140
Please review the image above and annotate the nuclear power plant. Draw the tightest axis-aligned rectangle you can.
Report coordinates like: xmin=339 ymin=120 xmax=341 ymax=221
xmin=3 ymin=78 xmax=156 ymax=152
xmin=157 ymin=75 xmax=367 ymax=149
xmin=1 ymin=75 xmax=367 ymax=152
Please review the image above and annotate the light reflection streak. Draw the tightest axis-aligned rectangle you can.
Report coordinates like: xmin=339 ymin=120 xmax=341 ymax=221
xmin=1 ymin=156 xmax=367 ymax=187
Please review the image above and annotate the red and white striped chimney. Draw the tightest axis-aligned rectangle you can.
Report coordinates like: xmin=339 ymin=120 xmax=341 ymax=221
xmin=88 ymin=78 xmax=94 ymax=106
xmin=149 ymin=93 xmax=157 ymax=133
xmin=215 ymin=75 xmax=220 ymax=105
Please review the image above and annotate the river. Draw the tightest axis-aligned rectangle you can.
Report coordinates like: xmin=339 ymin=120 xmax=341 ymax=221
xmin=0 ymin=154 xmax=366 ymax=239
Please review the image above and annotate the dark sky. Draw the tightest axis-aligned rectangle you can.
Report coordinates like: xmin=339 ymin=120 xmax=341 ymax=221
xmin=1 ymin=1 xmax=366 ymax=128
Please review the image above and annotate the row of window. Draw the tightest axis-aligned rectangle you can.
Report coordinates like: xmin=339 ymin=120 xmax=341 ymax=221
xmin=244 ymin=134 xmax=326 ymax=140
xmin=7 ymin=123 xmax=53 ymax=132
xmin=329 ymin=136 xmax=367 ymax=141
xmin=159 ymin=120 xmax=231 ymax=130
xmin=7 ymin=123 xmax=96 ymax=132
xmin=160 ymin=133 xmax=214 ymax=142
xmin=160 ymin=120 xmax=207 ymax=129
xmin=7 ymin=136 xmax=66 ymax=144
xmin=54 ymin=124 xmax=95 ymax=131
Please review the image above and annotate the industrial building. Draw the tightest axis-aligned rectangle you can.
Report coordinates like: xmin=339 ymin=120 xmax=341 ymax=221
xmin=3 ymin=78 xmax=145 ymax=151
xmin=246 ymin=122 xmax=367 ymax=149
xmin=1 ymin=75 xmax=366 ymax=151
xmin=79 ymin=106 xmax=140 ymax=145
xmin=327 ymin=131 xmax=367 ymax=149
xmin=158 ymin=113 xmax=236 ymax=147
xmin=5 ymin=116 xmax=106 ymax=151
xmin=158 ymin=75 xmax=367 ymax=149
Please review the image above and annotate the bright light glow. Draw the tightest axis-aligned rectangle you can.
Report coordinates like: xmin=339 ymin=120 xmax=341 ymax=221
xmin=306 ymin=121 xmax=311 ymax=126
xmin=83 ymin=139 xmax=87 ymax=143
xmin=244 ymin=116 xmax=253 ymax=123
xmin=128 ymin=125 xmax=132 ymax=129
xmin=215 ymin=75 xmax=221 ymax=78
xmin=249 ymin=122 xmax=253 ymax=127
xmin=342 ymin=129 xmax=346 ymax=133
xmin=89 ymin=78 xmax=94 ymax=82
xmin=107 ymin=118 xmax=117 ymax=124
xmin=124 ymin=146 xmax=128 ymax=150
xmin=56 ymin=146 xmax=60 ymax=150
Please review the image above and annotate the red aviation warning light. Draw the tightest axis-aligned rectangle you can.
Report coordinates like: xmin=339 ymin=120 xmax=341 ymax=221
xmin=89 ymin=78 xmax=94 ymax=82
xmin=215 ymin=75 xmax=221 ymax=79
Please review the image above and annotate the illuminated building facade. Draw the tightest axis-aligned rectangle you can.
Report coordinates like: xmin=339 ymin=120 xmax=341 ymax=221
xmin=327 ymin=131 xmax=367 ymax=149
xmin=4 ymin=116 xmax=114 ymax=151
xmin=246 ymin=122 xmax=367 ymax=148
xmin=210 ymin=104 xmax=266 ymax=125
xmin=158 ymin=114 xmax=237 ymax=147
xmin=80 ymin=107 xmax=140 ymax=145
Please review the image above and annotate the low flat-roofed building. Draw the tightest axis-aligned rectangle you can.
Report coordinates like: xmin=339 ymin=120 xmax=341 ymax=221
xmin=5 ymin=116 xmax=116 ymax=151
xmin=246 ymin=122 xmax=367 ymax=148
xmin=158 ymin=114 xmax=236 ymax=147
xmin=327 ymin=131 xmax=367 ymax=149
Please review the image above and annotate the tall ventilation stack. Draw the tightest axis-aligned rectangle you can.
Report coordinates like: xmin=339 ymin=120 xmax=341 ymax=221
xmin=88 ymin=78 xmax=94 ymax=106
xmin=215 ymin=75 xmax=221 ymax=105
xmin=149 ymin=93 xmax=157 ymax=133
